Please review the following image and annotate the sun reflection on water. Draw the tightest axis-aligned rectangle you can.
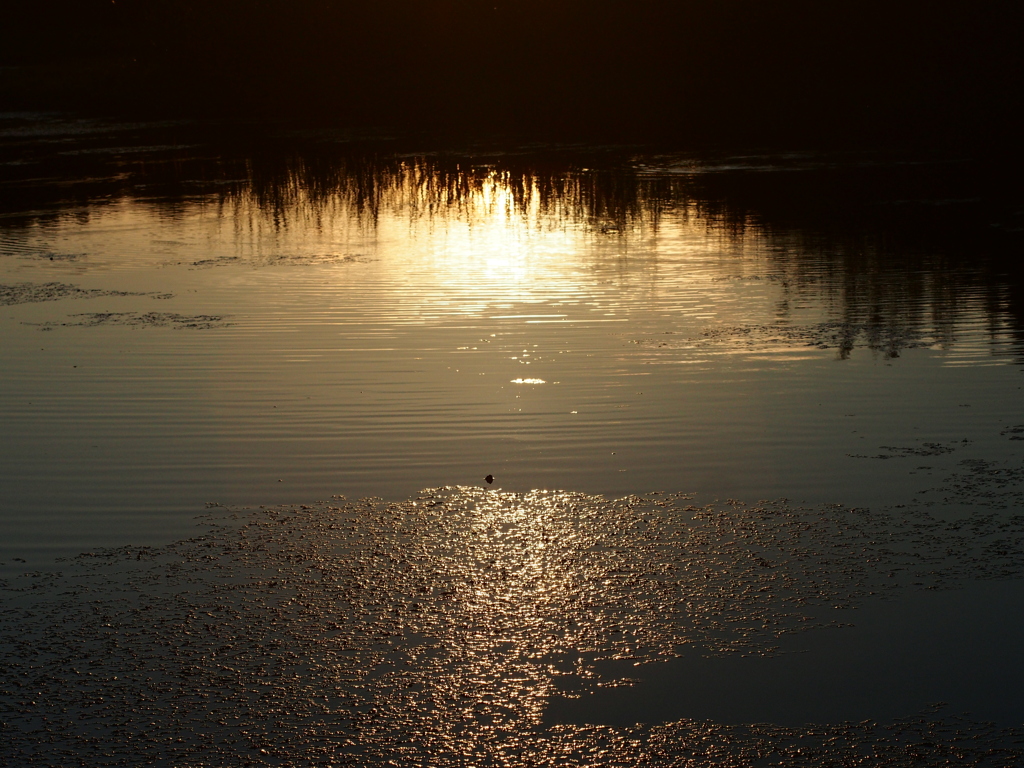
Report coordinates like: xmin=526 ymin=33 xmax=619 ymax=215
xmin=6 ymin=148 xmax=1001 ymax=365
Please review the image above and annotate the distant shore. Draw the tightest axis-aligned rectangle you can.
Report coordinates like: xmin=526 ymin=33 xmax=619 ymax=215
xmin=3 ymin=0 xmax=1021 ymax=149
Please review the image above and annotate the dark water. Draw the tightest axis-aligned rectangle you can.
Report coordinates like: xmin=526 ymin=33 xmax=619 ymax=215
xmin=2 ymin=114 xmax=1024 ymax=765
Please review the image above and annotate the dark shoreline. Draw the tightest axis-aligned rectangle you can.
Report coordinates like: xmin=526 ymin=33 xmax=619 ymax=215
xmin=3 ymin=1 xmax=1021 ymax=149
xmin=2 ymin=57 xmax=1018 ymax=152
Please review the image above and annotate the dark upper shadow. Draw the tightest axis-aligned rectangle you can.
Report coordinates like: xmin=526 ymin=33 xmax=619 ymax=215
xmin=1 ymin=0 xmax=1021 ymax=147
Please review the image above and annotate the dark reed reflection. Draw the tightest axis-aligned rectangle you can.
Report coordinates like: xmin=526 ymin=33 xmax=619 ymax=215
xmin=1 ymin=118 xmax=1022 ymax=361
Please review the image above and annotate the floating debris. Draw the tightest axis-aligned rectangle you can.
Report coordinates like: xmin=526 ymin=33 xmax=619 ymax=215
xmin=848 ymin=439 xmax=965 ymax=460
xmin=31 ymin=251 xmax=86 ymax=262
xmin=261 ymin=253 xmax=375 ymax=266
xmin=636 ymin=320 xmax=940 ymax=359
xmin=184 ymin=253 xmax=374 ymax=269
xmin=0 ymin=282 xmax=167 ymax=306
xmin=26 ymin=312 xmax=231 ymax=330
xmin=1001 ymin=425 xmax=1024 ymax=440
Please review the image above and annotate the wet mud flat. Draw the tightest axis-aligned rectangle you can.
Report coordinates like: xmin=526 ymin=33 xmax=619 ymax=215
xmin=3 ymin=478 xmax=1024 ymax=766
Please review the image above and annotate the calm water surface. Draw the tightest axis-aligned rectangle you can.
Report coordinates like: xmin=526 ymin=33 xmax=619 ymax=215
xmin=2 ymin=115 xmax=1023 ymax=763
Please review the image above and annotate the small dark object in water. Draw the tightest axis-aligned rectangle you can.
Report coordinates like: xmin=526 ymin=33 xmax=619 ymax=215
xmin=484 ymin=475 xmax=494 ymax=484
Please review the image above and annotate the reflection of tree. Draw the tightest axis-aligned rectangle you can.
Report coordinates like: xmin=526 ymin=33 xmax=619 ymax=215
xmin=235 ymin=148 xmax=1024 ymax=364
xmin=1 ymin=124 xmax=1021 ymax=361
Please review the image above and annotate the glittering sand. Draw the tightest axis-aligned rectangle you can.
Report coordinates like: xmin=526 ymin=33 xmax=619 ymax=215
xmin=4 ymin=478 xmax=1024 ymax=766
